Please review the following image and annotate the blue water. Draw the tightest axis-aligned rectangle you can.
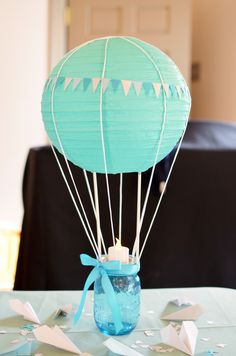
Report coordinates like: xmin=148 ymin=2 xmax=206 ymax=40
xmin=94 ymin=274 xmax=141 ymax=336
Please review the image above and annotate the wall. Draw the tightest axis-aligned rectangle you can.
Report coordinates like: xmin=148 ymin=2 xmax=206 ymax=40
xmin=191 ymin=0 xmax=236 ymax=122
xmin=0 ymin=0 xmax=49 ymax=228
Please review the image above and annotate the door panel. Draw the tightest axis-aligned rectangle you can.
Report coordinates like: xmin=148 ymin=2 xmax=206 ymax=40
xmin=69 ymin=0 xmax=191 ymax=83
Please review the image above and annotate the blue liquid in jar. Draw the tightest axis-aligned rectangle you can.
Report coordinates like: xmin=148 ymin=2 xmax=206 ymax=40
xmin=94 ymin=273 xmax=141 ymax=336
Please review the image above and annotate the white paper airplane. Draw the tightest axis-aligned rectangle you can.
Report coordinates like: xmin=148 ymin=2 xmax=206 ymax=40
xmin=103 ymin=338 xmax=143 ymax=356
xmin=33 ymin=325 xmax=92 ymax=355
xmin=161 ymin=321 xmax=198 ymax=355
xmin=9 ymin=299 xmax=40 ymax=324
xmin=161 ymin=304 xmax=204 ymax=320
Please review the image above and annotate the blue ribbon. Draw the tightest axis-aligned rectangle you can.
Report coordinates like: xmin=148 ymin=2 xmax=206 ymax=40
xmin=74 ymin=254 xmax=140 ymax=334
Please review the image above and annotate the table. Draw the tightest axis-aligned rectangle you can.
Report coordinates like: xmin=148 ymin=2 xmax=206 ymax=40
xmin=0 ymin=287 xmax=236 ymax=355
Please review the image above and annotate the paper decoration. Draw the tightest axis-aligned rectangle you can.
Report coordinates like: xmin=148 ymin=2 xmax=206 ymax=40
xmin=64 ymin=77 xmax=73 ymax=90
xmin=73 ymin=78 xmax=82 ymax=90
xmin=47 ymin=76 xmax=187 ymax=99
xmin=216 ymin=343 xmax=227 ymax=348
xmin=83 ymin=78 xmax=91 ymax=91
xmin=153 ymin=82 xmax=161 ymax=97
xmin=160 ymin=321 xmax=198 ymax=356
xmin=102 ymin=78 xmax=110 ymax=93
xmin=144 ymin=330 xmax=154 ymax=336
xmin=163 ymin=83 xmax=170 ymax=96
xmin=111 ymin=79 xmax=120 ymax=92
xmin=176 ymin=84 xmax=182 ymax=97
xmin=42 ymin=36 xmax=191 ymax=174
xmin=92 ymin=77 xmax=100 ymax=92
xmin=9 ymin=299 xmax=40 ymax=324
xmin=201 ymin=337 xmax=210 ymax=342
xmin=103 ymin=338 xmax=143 ymax=356
xmin=133 ymin=81 xmax=142 ymax=96
xmin=121 ymin=79 xmax=132 ymax=96
xmin=33 ymin=325 xmax=92 ymax=355
xmin=51 ymin=77 xmax=56 ymax=86
xmin=161 ymin=304 xmax=204 ymax=321
xmin=143 ymin=81 xmax=152 ymax=95
xmin=170 ymin=298 xmax=195 ymax=306
xmin=150 ymin=345 xmax=174 ymax=353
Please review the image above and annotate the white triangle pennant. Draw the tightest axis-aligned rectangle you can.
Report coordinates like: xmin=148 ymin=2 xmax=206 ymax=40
xmin=64 ymin=77 xmax=73 ymax=90
xmin=163 ymin=83 xmax=170 ymax=96
xmin=102 ymin=78 xmax=110 ymax=93
xmin=176 ymin=85 xmax=182 ymax=98
xmin=51 ymin=77 xmax=56 ymax=86
xmin=73 ymin=78 xmax=82 ymax=90
xmin=133 ymin=81 xmax=142 ymax=96
xmin=92 ymin=77 xmax=101 ymax=92
xmin=153 ymin=82 xmax=161 ymax=97
xmin=121 ymin=80 xmax=132 ymax=96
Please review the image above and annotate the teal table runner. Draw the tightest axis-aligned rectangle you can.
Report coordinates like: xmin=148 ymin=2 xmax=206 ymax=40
xmin=0 ymin=287 xmax=235 ymax=355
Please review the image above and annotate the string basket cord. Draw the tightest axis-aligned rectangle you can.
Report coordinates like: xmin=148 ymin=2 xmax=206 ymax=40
xmin=99 ymin=38 xmax=116 ymax=246
xmin=44 ymin=36 xmax=190 ymax=261
xmin=133 ymin=172 xmax=142 ymax=261
xmin=122 ymin=37 xmax=168 ymax=257
xmin=93 ymin=173 xmax=103 ymax=257
xmin=139 ymin=127 xmax=187 ymax=259
xmin=84 ymin=170 xmax=107 ymax=256
xmin=49 ymin=40 xmax=106 ymax=258
xmin=50 ymin=143 xmax=99 ymax=258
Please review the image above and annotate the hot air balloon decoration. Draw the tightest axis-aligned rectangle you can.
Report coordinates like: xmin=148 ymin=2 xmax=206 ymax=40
xmin=41 ymin=36 xmax=191 ymax=335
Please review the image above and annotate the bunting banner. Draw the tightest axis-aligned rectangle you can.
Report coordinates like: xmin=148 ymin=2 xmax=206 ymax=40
xmin=44 ymin=76 xmax=187 ymax=99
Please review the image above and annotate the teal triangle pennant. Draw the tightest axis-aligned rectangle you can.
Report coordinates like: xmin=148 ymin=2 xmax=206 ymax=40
xmin=83 ymin=78 xmax=91 ymax=91
xmin=111 ymin=79 xmax=120 ymax=92
xmin=143 ymin=82 xmax=152 ymax=95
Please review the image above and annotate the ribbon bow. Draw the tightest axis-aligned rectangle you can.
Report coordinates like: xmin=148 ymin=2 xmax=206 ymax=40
xmin=74 ymin=254 xmax=140 ymax=334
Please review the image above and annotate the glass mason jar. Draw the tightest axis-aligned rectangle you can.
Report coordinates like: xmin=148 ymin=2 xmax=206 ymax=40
xmin=94 ymin=269 xmax=141 ymax=336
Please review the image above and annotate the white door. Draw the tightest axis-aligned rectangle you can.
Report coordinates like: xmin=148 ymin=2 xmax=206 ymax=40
xmin=68 ymin=0 xmax=192 ymax=84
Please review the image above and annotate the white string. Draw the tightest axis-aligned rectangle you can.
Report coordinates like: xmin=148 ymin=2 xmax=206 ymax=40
xmin=139 ymin=128 xmax=187 ymax=259
xmin=83 ymin=169 xmax=96 ymax=213
xmin=83 ymin=170 xmax=107 ymax=255
xmin=49 ymin=41 xmax=102 ymax=257
xmin=119 ymin=173 xmax=123 ymax=241
xmin=93 ymin=173 xmax=102 ymax=257
xmin=99 ymin=38 xmax=116 ymax=246
xmin=122 ymin=37 xmax=168 ymax=252
xmin=50 ymin=143 xmax=99 ymax=258
xmin=134 ymin=172 xmax=142 ymax=262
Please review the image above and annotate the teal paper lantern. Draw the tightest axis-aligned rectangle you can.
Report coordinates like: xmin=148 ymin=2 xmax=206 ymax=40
xmin=41 ymin=36 xmax=191 ymax=173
